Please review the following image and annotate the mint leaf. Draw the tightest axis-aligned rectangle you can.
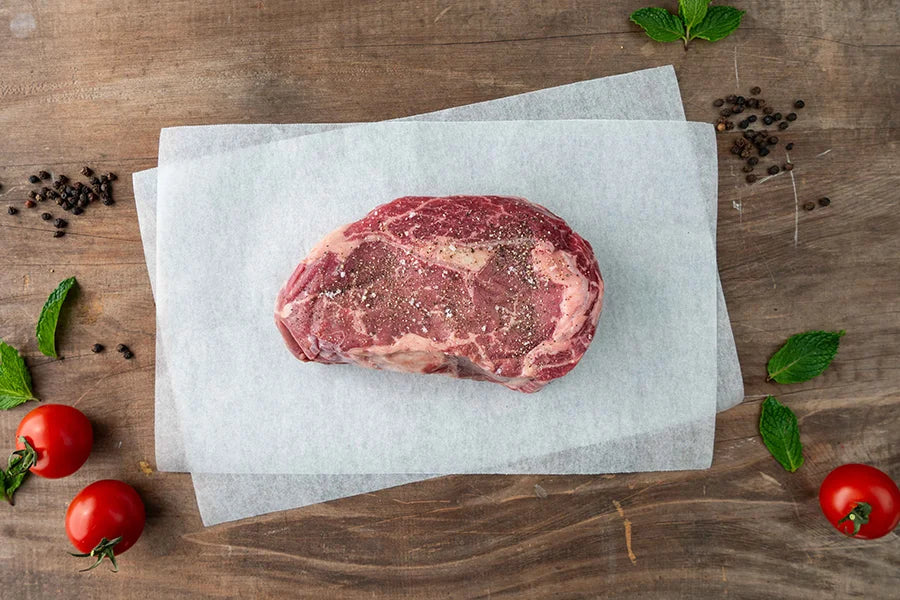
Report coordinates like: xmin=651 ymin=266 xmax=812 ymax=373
xmin=691 ymin=5 xmax=744 ymax=42
xmin=759 ymin=396 xmax=804 ymax=472
xmin=630 ymin=7 xmax=686 ymax=43
xmin=36 ymin=276 xmax=76 ymax=359
xmin=767 ymin=330 xmax=845 ymax=384
xmin=679 ymin=0 xmax=711 ymax=32
xmin=0 ymin=341 xmax=37 ymax=410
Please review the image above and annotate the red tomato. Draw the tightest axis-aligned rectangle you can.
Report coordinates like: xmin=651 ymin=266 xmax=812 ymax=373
xmin=15 ymin=404 xmax=93 ymax=479
xmin=66 ymin=480 xmax=146 ymax=571
xmin=819 ymin=464 xmax=900 ymax=539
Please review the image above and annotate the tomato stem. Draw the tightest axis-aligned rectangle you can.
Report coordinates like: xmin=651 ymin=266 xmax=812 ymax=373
xmin=0 ymin=437 xmax=37 ymax=506
xmin=837 ymin=502 xmax=872 ymax=536
xmin=70 ymin=536 xmax=123 ymax=572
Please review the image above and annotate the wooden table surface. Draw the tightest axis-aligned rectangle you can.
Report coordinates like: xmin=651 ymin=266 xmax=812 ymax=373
xmin=1 ymin=1 xmax=898 ymax=598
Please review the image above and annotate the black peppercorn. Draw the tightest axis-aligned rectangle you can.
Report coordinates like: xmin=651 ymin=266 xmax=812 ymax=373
xmin=726 ymin=94 xmax=737 ymax=103
xmin=73 ymin=206 xmax=84 ymax=216
xmin=746 ymin=174 xmax=758 ymax=183
xmin=53 ymin=218 xmax=67 ymax=228
xmin=804 ymin=201 xmax=815 ymax=211
xmin=81 ymin=166 xmax=93 ymax=177
xmin=786 ymin=143 xmax=794 ymax=150
xmin=102 ymin=197 xmax=115 ymax=206
xmin=725 ymin=121 xmax=735 ymax=130
xmin=767 ymin=136 xmax=778 ymax=145
xmin=774 ymin=113 xmax=783 ymax=121
xmin=720 ymin=108 xmax=732 ymax=117
xmin=41 ymin=212 xmax=52 ymax=220
xmin=106 ymin=172 xmax=117 ymax=181
xmin=732 ymin=105 xmax=744 ymax=114
xmin=786 ymin=113 xmax=797 ymax=121
xmin=763 ymin=106 xmax=774 ymax=115
xmin=747 ymin=115 xmax=757 ymax=123
xmin=58 ymin=175 xmax=68 ymax=184
xmin=758 ymin=147 xmax=770 ymax=157
xmin=29 ymin=175 xmax=40 ymax=184
xmin=750 ymin=86 xmax=761 ymax=95
xmin=740 ymin=149 xmax=752 ymax=159
xmin=100 ymin=174 xmax=109 ymax=183
xmin=53 ymin=230 xmax=65 ymax=238
xmin=39 ymin=170 xmax=51 ymax=180
xmin=783 ymin=163 xmax=794 ymax=171
xmin=779 ymin=121 xmax=789 ymax=130
xmin=794 ymin=100 xmax=805 ymax=109
xmin=713 ymin=99 xmax=725 ymax=107
xmin=123 ymin=350 xmax=134 ymax=360
xmin=91 ymin=343 xmax=104 ymax=353
xmin=7 ymin=206 xmax=18 ymax=215
xmin=763 ymin=115 xmax=774 ymax=125
xmin=767 ymin=165 xmax=780 ymax=175
xmin=748 ymin=156 xmax=759 ymax=166
xmin=742 ymin=165 xmax=754 ymax=173
xmin=819 ymin=197 xmax=831 ymax=207
xmin=116 ymin=344 xmax=129 ymax=353
xmin=738 ymin=120 xmax=749 ymax=129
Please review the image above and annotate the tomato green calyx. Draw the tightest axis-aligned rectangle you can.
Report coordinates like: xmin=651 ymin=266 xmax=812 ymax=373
xmin=70 ymin=536 xmax=123 ymax=572
xmin=837 ymin=502 xmax=872 ymax=537
xmin=0 ymin=437 xmax=37 ymax=505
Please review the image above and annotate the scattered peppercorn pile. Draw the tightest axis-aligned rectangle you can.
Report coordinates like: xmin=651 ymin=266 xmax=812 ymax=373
xmin=5 ymin=167 xmax=118 ymax=236
xmin=713 ymin=88 xmax=832 ymax=211
xmin=713 ymin=88 xmax=805 ymax=184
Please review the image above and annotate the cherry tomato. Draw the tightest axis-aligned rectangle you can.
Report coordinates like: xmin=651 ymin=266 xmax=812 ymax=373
xmin=819 ymin=464 xmax=900 ymax=539
xmin=15 ymin=404 xmax=93 ymax=479
xmin=66 ymin=480 xmax=146 ymax=571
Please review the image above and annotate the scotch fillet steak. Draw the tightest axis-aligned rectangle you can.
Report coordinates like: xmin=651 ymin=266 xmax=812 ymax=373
xmin=275 ymin=195 xmax=603 ymax=392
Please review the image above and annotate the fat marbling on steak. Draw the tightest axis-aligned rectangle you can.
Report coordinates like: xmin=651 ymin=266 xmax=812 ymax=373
xmin=275 ymin=195 xmax=603 ymax=392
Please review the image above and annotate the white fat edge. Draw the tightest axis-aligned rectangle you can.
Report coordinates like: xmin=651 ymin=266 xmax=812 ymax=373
xmin=521 ymin=241 xmax=603 ymax=375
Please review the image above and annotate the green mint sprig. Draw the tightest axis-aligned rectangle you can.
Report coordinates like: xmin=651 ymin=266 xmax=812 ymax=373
xmin=36 ymin=276 xmax=77 ymax=359
xmin=767 ymin=330 xmax=844 ymax=384
xmin=0 ymin=341 xmax=38 ymax=410
xmin=759 ymin=396 xmax=804 ymax=472
xmin=630 ymin=1 xmax=744 ymax=49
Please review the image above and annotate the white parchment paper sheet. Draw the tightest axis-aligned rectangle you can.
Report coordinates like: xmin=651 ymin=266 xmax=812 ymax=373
xmin=134 ymin=66 xmax=742 ymax=524
xmin=155 ymin=118 xmax=718 ymax=475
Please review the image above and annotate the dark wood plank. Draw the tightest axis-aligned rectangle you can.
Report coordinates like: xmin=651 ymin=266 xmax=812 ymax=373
xmin=1 ymin=1 xmax=898 ymax=598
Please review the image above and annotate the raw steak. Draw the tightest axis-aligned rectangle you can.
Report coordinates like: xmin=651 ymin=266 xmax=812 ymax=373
xmin=275 ymin=195 xmax=603 ymax=392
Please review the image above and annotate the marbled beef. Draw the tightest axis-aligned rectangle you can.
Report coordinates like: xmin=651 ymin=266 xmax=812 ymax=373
xmin=275 ymin=195 xmax=603 ymax=392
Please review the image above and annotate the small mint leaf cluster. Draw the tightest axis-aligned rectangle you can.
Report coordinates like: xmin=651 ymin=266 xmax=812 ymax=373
xmin=630 ymin=1 xmax=744 ymax=49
